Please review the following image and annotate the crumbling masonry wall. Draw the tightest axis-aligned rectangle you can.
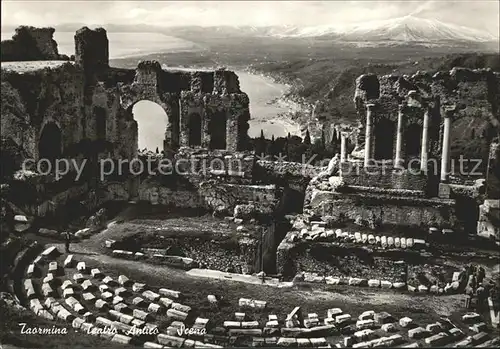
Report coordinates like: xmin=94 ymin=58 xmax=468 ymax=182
xmin=354 ymin=68 xmax=500 ymax=167
xmin=0 ymin=26 xmax=252 ymax=215
xmin=1 ymin=26 xmax=69 ymax=61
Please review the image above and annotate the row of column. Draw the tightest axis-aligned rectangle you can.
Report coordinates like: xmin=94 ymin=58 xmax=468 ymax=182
xmin=352 ymin=103 xmax=453 ymax=182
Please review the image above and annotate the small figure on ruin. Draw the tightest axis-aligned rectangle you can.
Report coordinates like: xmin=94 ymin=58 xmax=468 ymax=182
xmin=64 ymin=231 xmax=71 ymax=253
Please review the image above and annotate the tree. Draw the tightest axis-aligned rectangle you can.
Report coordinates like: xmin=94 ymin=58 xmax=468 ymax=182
xmin=304 ymin=130 xmax=311 ymax=145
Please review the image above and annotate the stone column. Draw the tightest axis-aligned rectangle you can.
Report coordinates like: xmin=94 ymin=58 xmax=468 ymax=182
xmin=340 ymin=131 xmax=348 ymax=162
xmin=364 ymin=104 xmax=375 ymax=167
xmin=420 ymin=107 xmax=430 ymax=172
xmin=440 ymin=108 xmax=453 ymax=182
xmin=394 ymin=104 xmax=405 ymax=169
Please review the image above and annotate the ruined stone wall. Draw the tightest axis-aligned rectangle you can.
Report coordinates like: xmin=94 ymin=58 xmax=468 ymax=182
xmin=1 ymin=63 xmax=86 ymax=159
xmin=340 ymin=162 xmax=429 ymax=192
xmin=354 ymin=68 xmax=500 ymax=162
xmin=1 ymin=26 xmax=68 ymax=62
xmin=276 ymin=240 xmax=407 ymax=283
xmin=307 ymin=190 xmax=458 ymax=230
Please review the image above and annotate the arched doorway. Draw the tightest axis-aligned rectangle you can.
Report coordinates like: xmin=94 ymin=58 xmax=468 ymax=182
xmin=188 ymin=112 xmax=202 ymax=147
xmin=39 ymin=122 xmax=62 ymax=162
xmin=209 ymin=111 xmax=227 ymax=150
xmin=405 ymin=123 xmax=422 ymax=161
xmin=131 ymin=100 xmax=168 ymax=153
xmin=374 ymin=118 xmax=395 ymax=160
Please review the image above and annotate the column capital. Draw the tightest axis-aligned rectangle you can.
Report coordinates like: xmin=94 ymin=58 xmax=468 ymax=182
xmin=443 ymin=105 xmax=456 ymax=118
xmin=366 ymin=103 xmax=376 ymax=111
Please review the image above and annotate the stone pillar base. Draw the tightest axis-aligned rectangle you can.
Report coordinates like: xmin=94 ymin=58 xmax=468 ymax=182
xmin=438 ymin=183 xmax=451 ymax=198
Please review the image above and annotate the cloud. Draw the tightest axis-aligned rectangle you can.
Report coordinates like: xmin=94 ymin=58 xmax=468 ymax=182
xmin=1 ymin=0 xmax=498 ymax=34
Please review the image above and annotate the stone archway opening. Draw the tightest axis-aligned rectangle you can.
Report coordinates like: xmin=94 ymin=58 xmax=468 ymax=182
xmin=39 ymin=122 xmax=62 ymax=163
xmin=209 ymin=110 xmax=227 ymax=150
xmin=405 ymin=123 xmax=422 ymax=161
xmin=188 ymin=112 xmax=202 ymax=147
xmin=131 ymin=100 xmax=168 ymax=153
xmin=374 ymin=118 xmax=395 ymax=160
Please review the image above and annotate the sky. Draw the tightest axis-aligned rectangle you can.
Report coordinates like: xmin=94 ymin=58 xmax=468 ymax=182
xmin=1 ymin=1 xmax=499 ymax=35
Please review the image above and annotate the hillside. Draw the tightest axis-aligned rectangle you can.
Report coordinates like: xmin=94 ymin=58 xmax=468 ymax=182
xmin=253 ymin=52 xmax=500 ymax=163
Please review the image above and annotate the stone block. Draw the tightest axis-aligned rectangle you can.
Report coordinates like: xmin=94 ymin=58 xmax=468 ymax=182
xmin=368 ymin=279 xmax=380 ymax=288
xmin=41 ymin=246 xmax=59 ymax=259
xmin=224 ymin=321 xmax=241 ymax=328
xmin=81 ymin=280 xmax=94 ymax=291
xmin=99 ymin=284 xmax=109 ymax=293
xmin=119 ymin=313 xmax=134 ymax=325
xmin=73 ymin=273 xmax=84 ymax=283
xmin=82 ymin=292 xmax=96 ymax=302
xmin=143 ymin=290 xmax=161 ymax=302
xmin=48 ymin=261 xmax=58 ymax=272
xmin=148 ymin=303 xmax=162 ymax=314
xmin=43 ymin=273 xmax=55 ymax=285
xmin=336 ymin=314 xmax=351 ymax=324
xmin=374 ymin=312 xmax=394 ymax=324
xmin=133 ymin=308 xmax=152 ymax=321
xmin=208 ymin=294 xmax=218 ymax=304
xmin=115 ymin=287 xmax=129 ymax=297
xmin=160 ymin=297 xmax=174 ymax=308
xmin=277 ymin=337 xmax=297 ymax=347
xmin=327 ymin=308 xmax=342 ymax=318
xmin=348 ymin=278 xmax=367 ymax=287
xmin=424 ymin=332 xmax=449 ymax=346
xmin=132 ymin=282 xmax=146 ymax=292
xmin=356 ymin=319 xmax=375 ymax=330
xmin=112 ymin=296 xmax=124 ymax=305
xmin=426 ymin=323 xmax=442 ymax=335
xmin=95 ymin=299 xmax=109 ymax=310
xmin=118 ymin=275 xmax=131 ymax=286
xmin=41 ymin=283 xmax=54 ymax=297
xmin=172 ymin=302 xmax=191 ymax=313
xmin=101 ymin=291 xmax=113 ymax=301
xmin=418 ymin=285 xmax=428 ymax=293
xmin=235 ymin=312 xmax=246 ymax=321
xmin=358 ymin=310 xmax=375 ymax=321
xmin=76 ymin=261 xmax=86 ymax=272
xmin=408 ymin=327 xmax=430 ymax=339
xmin=381 ymin=323 xmax=397 ymax=332
xmin=64 ymin=255 xmax=74 ymax=268
xmin=63 ymin=288 xmax=74 ymax=298
xmin=102 ymin=276 xmax=115 ymax=285
xmin=353 ymin=329 xmax=376 ymax=341
xmin=111 ymin=334 xmax=132 ymax=344
xmin=469 ymin=322 xmax=487 ymax=333
xmin=157 ymin=334 xmax=185 ymax=348
xmin=90 ymin=268 xmax=103 ymax=278
xmin=380 ymin=281 xmax=393 ymax=289
xmin=462 ymin=312 xmax=480 ymax=323
xmin=167 ymin=308 xmax=188 ymax=321
xmin=242 ymin=321 xmax=260 ymax=329
xmin=399 ymin=317 xmax=413 ymax=328
xmin=114 ymin=302 xmax=130 ymax=313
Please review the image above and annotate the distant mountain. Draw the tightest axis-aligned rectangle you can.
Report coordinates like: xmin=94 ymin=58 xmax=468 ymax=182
xmin=2 ymin=15 xmax=497 ymax=48
xmin=328 ymin=15 xmax=497 ymax=43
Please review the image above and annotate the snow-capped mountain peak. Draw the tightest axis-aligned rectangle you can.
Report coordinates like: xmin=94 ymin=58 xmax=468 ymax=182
xmin=270 ymin=15 xmax=497 ymax=43
xmin=338 ymin=15 xmax=497 ymax=42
